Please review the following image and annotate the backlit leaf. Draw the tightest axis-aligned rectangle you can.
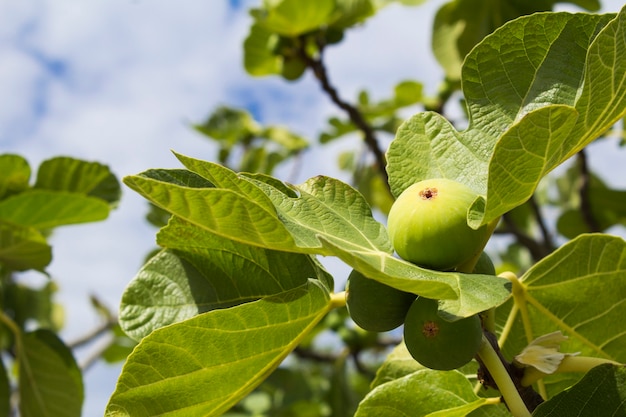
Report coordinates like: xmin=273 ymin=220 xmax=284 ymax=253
xmin=0 ymin=154 xmax=30 ymax=200
xmin=497 ymin=234 xmax=626 ymax=397
xmin=0 ymin=220 xmax=51 ymax=271
xmin=107 ymin=280 xmax=331 ymax=417
xmin=0 ymin=190 xmax=110 ymax=229
xmin=355 ymin=369 xmax=491 ymax=417
xmin=34 ymin=156 xmax=120 ymax=206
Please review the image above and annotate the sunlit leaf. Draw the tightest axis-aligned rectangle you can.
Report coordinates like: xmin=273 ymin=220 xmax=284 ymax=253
xmin=123 ymin=171 xmax=297 ymax=252
xmin=319 ymin=236 xmax=511 ymax=315
xmin=355 ymin=369 xmax=491 ymax=416
xmin=431 ymin=0 xmax=600 ymax=80
xmin=0 ymin=220 xmax=51 ymax=271
xmin=387 ymin=9 xmax=626 ymax=229
xmin=107 ymin=280 xmax=331 ymax=417
xmin=243 ymin=23 xmax=282 ymax=76
xmin=497 ymin=234 xmax=626 ymax=396
xmin=0 ymin=190 xmax=110 ymax=229
xmin=250 ymin=0 xmax=335 ymax=36
xmin=370 ymin=342 xmax=423 ymax=389
xmin=0 ymin=154 xmax=30 ymax=200
xmin=34 ymin=156 xmax=121 ymax=206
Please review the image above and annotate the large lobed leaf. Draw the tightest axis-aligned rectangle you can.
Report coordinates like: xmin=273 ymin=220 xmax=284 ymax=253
xmin=106 ymin=280 xmax=331 ymax=417
xmin=387 ymin=8 xmax=626 ymax=229
xmin=124 ymin=155 xmax=510 ymax=316
xmin=497 ymin=234 xmax=626 ymax=396
xmin=431 ymin=0 xmax=601 ymax=80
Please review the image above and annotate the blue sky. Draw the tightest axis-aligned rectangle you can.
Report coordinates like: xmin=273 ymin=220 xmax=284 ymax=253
xmin=1 ymin=0 xmax=625 ymax=415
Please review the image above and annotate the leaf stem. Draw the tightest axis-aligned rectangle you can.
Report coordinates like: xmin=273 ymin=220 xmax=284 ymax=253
xmin=521 ymin=355 xmax=623 ymax=386
xmin=503 ymin=271 xmax=548 ymax=399
xmin=330 ymin=291 xmax=347 ymax=309
xmin=477 ymin=334 xmax=532 ymax=417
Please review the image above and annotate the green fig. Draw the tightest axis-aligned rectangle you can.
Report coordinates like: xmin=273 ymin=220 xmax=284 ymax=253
xmin=403 ymin=296 xmax=482 ymax=370
xmin=387 ymin=178 xmax=489 ymax=271
xmin=472 ymin=251 xmax=496 ymax=275
xmin=281 ymin=56 xmax=307 ymax=81
xmin=346 ymin=269 xmax=416 ymax=332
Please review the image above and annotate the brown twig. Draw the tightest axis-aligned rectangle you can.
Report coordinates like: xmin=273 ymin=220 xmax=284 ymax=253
xmin=293 ymin=346 xmax=340 ymax=363
xmin=67 ymin=316 xmax=117 ymax=350
xmin=577 ymin=149 xmax=601 ymax=233
xmin=500 ymin=213 xmax=550 ymax=262
xmin=295 ymin=36 xmax=392 ymax=194
xmin=528 ymin=195 xmax=555 ymax=253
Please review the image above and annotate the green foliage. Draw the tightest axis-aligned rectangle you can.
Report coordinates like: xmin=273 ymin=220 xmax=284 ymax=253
xmin=193 ymin=106 xmax=308 ymax=175
xmin=356 ymin=369 xmax=494 ymax=416
xmin=0 ymin=155 xmax=120 ymax=271
xmin=532 ymin=364 xmax=626 ymax=416
xmin=0 ymin=155 xmax=121 ymax=416
xmin=432 ymin=0 xmax=600 ymax=80
xmin=107 ymin=280 xmax=332 ymax=417
xmin=244 ymin=0 xmax=424 ymax=81
xmin=107 ymin=3 xmax=626 ymax=417
xmin=496 ymin=234 xmax=626 ymax=396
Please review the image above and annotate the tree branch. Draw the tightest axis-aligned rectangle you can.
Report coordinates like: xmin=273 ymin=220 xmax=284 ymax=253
xmin=577 ymin=149 xmax=601 ymax=233
xmin=296 ymin=37 xmax=392 ymax=195
xmin=528 ymin=195 xmax=554 ymax=253
xmin=67 ymin=316 xmax=117 ymax=350
xmin=500 ymin=213 xmax=550 ymax=262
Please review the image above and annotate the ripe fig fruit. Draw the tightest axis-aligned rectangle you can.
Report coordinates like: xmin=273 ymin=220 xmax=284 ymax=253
xmin=346 ymin=269 xmax=416 ymax=332
xmin=387 ymin=178 xmax=489 ymax=270
xmin=403 ymin=296 xmax=482 ymax=370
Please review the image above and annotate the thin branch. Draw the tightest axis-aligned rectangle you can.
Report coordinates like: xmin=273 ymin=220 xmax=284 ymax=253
xmin=79 ymin=333 xmax=116 ymax=372
xmin=295 ymin=37 xmax=392 ymax=195
xmin=477 ymin=330 xmax=544 ymax=414
xmin=528 ymin=195 xmax=554 ymax=253
xmin=293 ymin=346 xmax=340 ymax=363
xmin=67 ymin=317 xmax=117 ymax=350
xmin=577 ymin=149 xmax=601 ymax=232
xmin=500 ymin=213 xmax=550 ymax=262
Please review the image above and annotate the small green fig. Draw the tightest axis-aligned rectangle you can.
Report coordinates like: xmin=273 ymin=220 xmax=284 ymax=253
xmin=281 ymin=56 xmax=307 ymax=81
xmin=346 ymin=269 xmax=416 ymax=332
xmin=387 ymin=178 xmax=489 ymax=270
xmin=472 ymin=251 xmax=496 ymax=275
xmin=403 ymin=296 xmax=482 ymax=370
